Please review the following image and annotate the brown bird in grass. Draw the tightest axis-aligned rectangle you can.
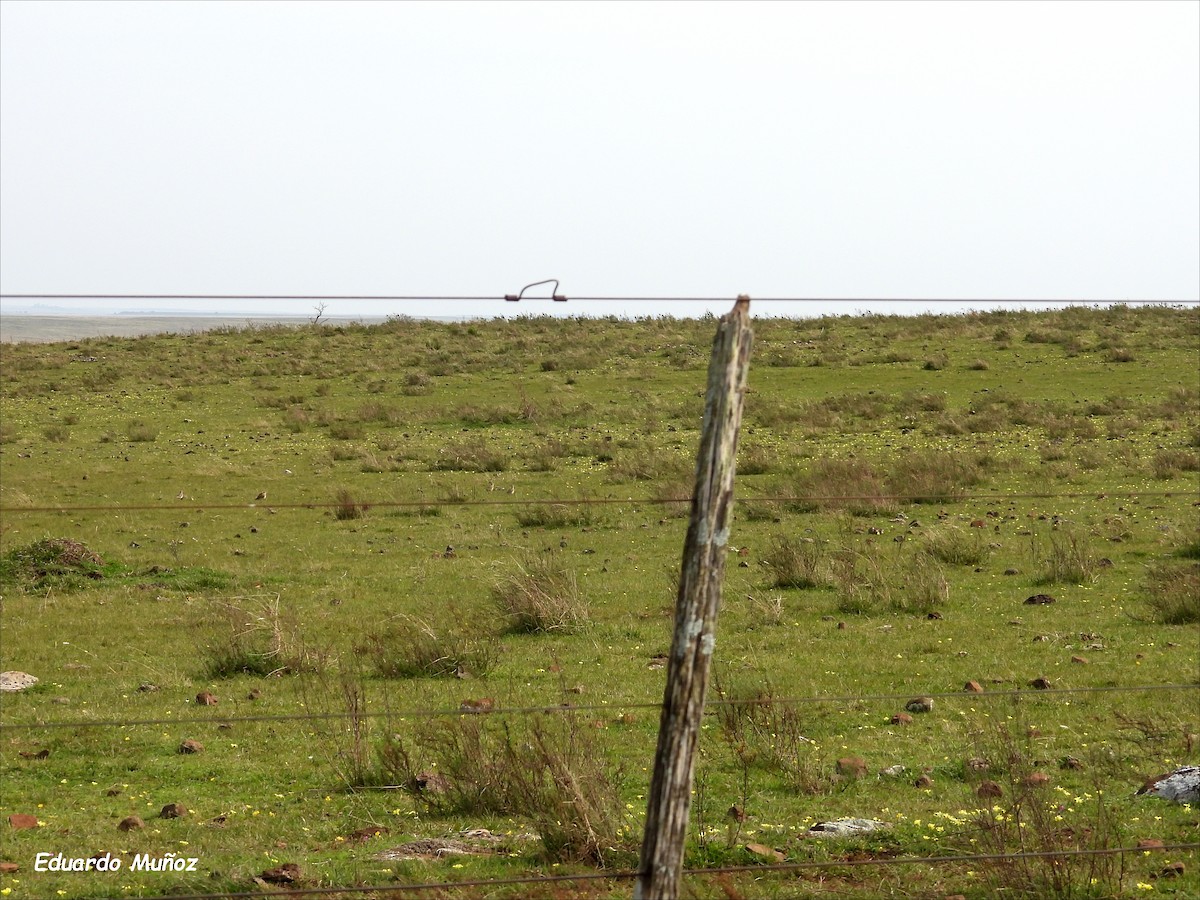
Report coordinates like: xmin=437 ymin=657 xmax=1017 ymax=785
xmin=254 ymin=491 xmax=267 ymax=501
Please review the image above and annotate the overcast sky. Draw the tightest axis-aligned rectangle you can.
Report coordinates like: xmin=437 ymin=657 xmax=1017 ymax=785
xmin=1 ymin=0 xmax=1197 ymax=319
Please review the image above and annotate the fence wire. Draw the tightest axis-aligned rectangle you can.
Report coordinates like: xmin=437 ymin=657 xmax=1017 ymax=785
xmin=2 ymin=682 xmax=1195 ymax=733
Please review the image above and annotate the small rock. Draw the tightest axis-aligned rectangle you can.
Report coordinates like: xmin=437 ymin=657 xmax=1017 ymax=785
xmin=879 ymin=765 xmax=907 ymax=777
xmin=137 ymin=682 xmax=159 ymax=693
xmin=976 ymin=780 xmax=1003 ymax=800
xmin=1070 ymin=655 xmax=1088 ymax=664
xmin=964 ymin=680 xmax=984 ymax=693
xmin=966 ymin=757 xmax=991 ymax=772
xmin=0 ymin=672 xmax=38 ymax=692
xmin=179 ymin=739 xmax=204 ymax=754
xmin=117 ymin=816 xmax=145 ymax=832
xmin=890 ymin=712 xmax=914 ymax=725
xmin=1155 ymin=861 xmax=1185 ymax=879
xmin=1137 ymin=766 xmax=1200 ymax=804
xmin=1024 ymin=594 xmax=1056 ymax=605
xmin=836 ymin=756 xmax=868 ymax=778
xmin=807 ymin=818 xmax=888 ymax=838
xmin=195 ymin=691 xmax=218 ymax=706
xmin=745 ymin=842 xmax=785 ymax=861
xmin=159 ymin=803 xmax=187 ymax=819
xmin=259 ymin=863 xmax=300 ymax=884
xmin=7 ymin=814 xmax=38 ymax=829
xmin=906 ymin=696 xmax=934 ymax=713
xmin=1029 ymin=677 xmax=1053 ymax=690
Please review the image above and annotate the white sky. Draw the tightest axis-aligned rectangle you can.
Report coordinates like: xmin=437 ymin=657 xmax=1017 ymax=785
xmin=0 ymin=0 xmax=1197 ymax=319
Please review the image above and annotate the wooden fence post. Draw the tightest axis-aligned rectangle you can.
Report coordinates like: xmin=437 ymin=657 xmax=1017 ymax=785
xmin=635 ymin=296 xmax=753 ymax=900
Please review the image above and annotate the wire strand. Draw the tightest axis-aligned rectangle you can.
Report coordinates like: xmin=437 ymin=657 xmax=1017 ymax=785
xmin=1 ymin=489 xmax=1194 ymax=516
xmin=2 ymin=293 xmax=1196 ymax=304
xmin=113 ymin=843 xmax=1200 ymax=900
xmin=3 ymin=682 xmax=1194 ymax=732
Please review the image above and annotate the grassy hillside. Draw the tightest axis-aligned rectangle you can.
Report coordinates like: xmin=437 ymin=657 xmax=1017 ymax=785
xmin=1 ymin=306 xmax=1197 ymax=898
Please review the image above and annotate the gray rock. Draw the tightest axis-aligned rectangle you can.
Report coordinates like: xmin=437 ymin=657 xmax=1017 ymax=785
xmin=0 ymin=672 xmax=37 ymax=692
xmin=806 ymin=818 xmax=889 ymax=838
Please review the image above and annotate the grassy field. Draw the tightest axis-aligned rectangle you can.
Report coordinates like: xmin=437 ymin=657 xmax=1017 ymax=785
xmin=1 ymin=306 xmax=1197 ymax=899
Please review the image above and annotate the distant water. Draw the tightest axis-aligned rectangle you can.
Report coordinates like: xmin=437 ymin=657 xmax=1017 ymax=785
xmin=0 ymin=314 xmax=466 ymax=343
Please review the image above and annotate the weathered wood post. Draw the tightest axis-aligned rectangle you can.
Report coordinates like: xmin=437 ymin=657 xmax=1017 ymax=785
xmin=636 ymin=296 xmax=753 ymax=900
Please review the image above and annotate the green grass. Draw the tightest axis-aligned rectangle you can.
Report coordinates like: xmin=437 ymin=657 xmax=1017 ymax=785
xmin=1 ymin=307 xmax=1197 ymax=898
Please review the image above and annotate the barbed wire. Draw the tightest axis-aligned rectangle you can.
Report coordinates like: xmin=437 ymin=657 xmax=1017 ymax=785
xmin=115 ymin=843 xmax=1200 ymax=900
xmin=3 ymin=682 xmax=1194 ymax=733
xmin=3 ymin=293 xmax=1197 ymax=303
xmin=1 ymin=488 xmax=1196 ymax=516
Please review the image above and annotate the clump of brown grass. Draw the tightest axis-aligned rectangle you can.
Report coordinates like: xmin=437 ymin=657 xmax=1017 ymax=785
xmin=358 ymin=615 xmax=497 ymax=678
xmin=493 ymin=554 xmax=589 ymax=633
xmin=762 ymin=535 xmax=828 ymax=589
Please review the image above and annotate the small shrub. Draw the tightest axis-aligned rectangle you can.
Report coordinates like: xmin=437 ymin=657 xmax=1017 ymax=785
xmin=832 ymin=544 xmax=948 ymax=615
xmin=382 ymin=711 xmax=633 ymax=864
xmin=333 ymin=488 xmax=368 ymax=520
xmin=923 ymin=353 xmax=949 ymax=371
xmin=1150 ymin=448 xmax=1200 ymax=479
xmin=125 ymin=420 xmax=158 ymax=442
xmin=1032 ymin=526 xmax=1100 ymax=585
xmin=923 ymin=525 xmax=990 ymax=567
xmin=328 ymin=421 xmax=364 ymax=441
xmin=791 ymin=458 xmax=897 ymax=516
xmin=493 ymin=555 xmax=588 ymax=633
xmin=201 ymin=596 xmax=324 ymax=677
xmin=763 ymin=535 xmax=827 ymax=589
xmin=968 ymin=358 xmax=990 ymax=371
xmin=1105 ymin=347 xmax=1135 ymax=362
xmin=888 ymin=450 xmax=984 ymax=504
xmin=515 ymin=503 xmax=595 ymax=529
xmin=1144 ymin=561 xmax=1200 ymax=624
xmin=358 ymin=615 xmax=496 ymax=678
xmin=283 ymin=405 xmax=310 ymax=432
xmin=42 ymin=425 xmax=70 ymax=442
xmin=712 ymin=677 xmax=829 ymax=794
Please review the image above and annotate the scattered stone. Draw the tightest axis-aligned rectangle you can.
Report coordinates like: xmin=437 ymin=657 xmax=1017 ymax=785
xmin=159 ymin=803 xmax=187 ymax=819
xmin=836 ymin=757 xmax=868 ymax=778
xmin=1069 ymin=654 xmax=1089 ymax=665
xmin=976 ymin=780 xmax=1003 ymax=800
xmin=117 ymin=816 xmax=145 ymax=832
xmin=0 ymin=672 xmax=38 ymax=692
xmin=179 ymin=739 xmax=204 ymax=754
xmin=195 ymin=691 xmax=218 ymax=706
xmin=7 ymin=814 xmax=38 ymax=829
xmin=137 ymin=682 xmax=159 ymax=693
xmin=745 ymin=842 xmax=785 ymax=861
xmin=914 ymin=774 xmax=934 ymax=789
xmin=964 ymin=681 xmax=984 ymax=693
xmin=879 ymin=765 xmax=907 ymax=777
xmin=1137 ymin=766 xmax=1200 ymax=804
xmin=1024 ymin=594 xmax=1056 ymax=605
xmin=806 ymin=818 xmax=889 ymax=838
xmin=906 ymin=696 xmax=934 ymax=713
xmin=258 ymin=863 xmax=300 ymax=885
xmin=1029 ymin=677 xmax=1053 ymax=690
xmin=890 ymin=712 xmax=913 ymax=725
xmin=966 ymin=757 xmax=991 ymax=772
xmin=1154 ymin=861 xmax=1185 ymax=879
